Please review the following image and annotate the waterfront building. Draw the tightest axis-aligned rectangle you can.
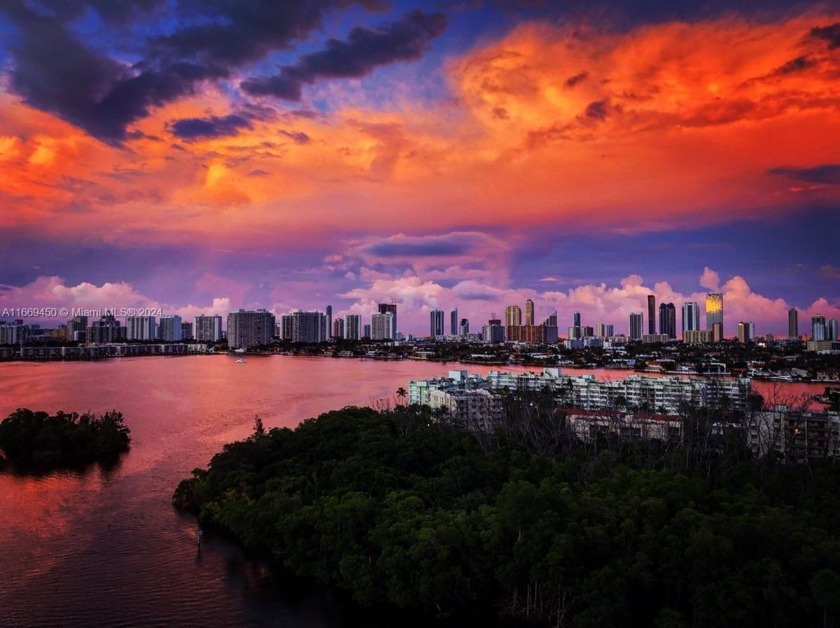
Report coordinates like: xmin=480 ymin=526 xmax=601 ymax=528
xmin=345 ymin=314 xmax=361 ymax=340
xmin=181 ymin=322 xmax=193 ymax=340
xmin=377 ymin=303 xmax=397 ymax=337
xmin=126 ymin=316 xmax=156 ymax=341
xmin=504 ymin=305 xmax=522 ymax=329
xmin=333 ymin=318 xmax=344 ymax=339
xmin=629 ymin=313 xmax=643 ymax=340
xmin=325 ymin=305 xmax=332 ymax=340
xmin=410 ymin=368 xmax=753 ymax=420
xmin=227 ymin=309 xmax=275 ymax=349
xmin=288 ymin=310 xmax=328 ymax=343
xmin=87 ymin=312 xmax=125 ymax=344
xmin=459 ymin=318 xmax=469 ymax=336
xmin=158 ymin=315 xmax=183 ymax=341
xmin=363 ymin=324 xmax=371 ymax=339
xmin=706 ymin=293 xmax=723 ymax=339
xmin=647 ymin=295 xmax=656 ymax=335
xmin=450 ymin=308 xmax=458 ymax=335
xmin=525 ymin=299 xmax=535 ymax=326
xmin=430 ymin=309 xmax=445 ymax=337
xmin=195 ymin=315 xmax=223 ymax=342
xmin=68 ymin=316 xmax=88 ymax=342
xmin=829 ymin=319 xmax=839 ymax=341
xmin=371 ymin=312 xmax=395 ymax=340
xmin=788 ymin=308 xmax=799 ymax=339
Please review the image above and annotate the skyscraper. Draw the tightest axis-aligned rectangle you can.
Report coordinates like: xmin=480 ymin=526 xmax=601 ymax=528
xmin=525 ymin=299 xmax=535 ymax=326
xmin=195 ymin=315 xmax=223 ymax=342
xmin=126 ymin=316 xmax=156 ymax=341
xmin=737 ymin=321 xmax=753 ymax=344
xmin=659 ymin=303 xmax=676 ymax=339
xmin=377 ymin=303 xmax=397 ymax=337
xmin=345 ymin=314 xmax=361 ymax=340
xmin=430 ymin=309 xmax=444 ymax=337
xmin=371 ymin=312 xmax=395 ymax=340
xmin=158 ymin=315 xmax=183 ymax=341
xmin=333 ymin=318 xmax=344 ymax=339
xmin=788 ymin=308 xmax=799 ymax=339
xmin=647 ymin=295 xmax=656 ymax=335
xmin=325 ymin=305 xmax=332 ymax=340
xmin=812 ymin=315 xmax=826 ymax=341
xmin=227 ymin=309 xmax=275 ymax=349
xmin=681 ymin=302 xmax=700 ymax=339
xmin=629 ymin=313 xmax=643 ymax=340
xmin=289 ymin=310 xmax=328 ymax=343
xmin=450 ymin=308 xmax=458 ymax=335
xmin=505 ymin=305 xmax=522 ymax=328
xmin=705 ymin=293 xmax=723 ymax=340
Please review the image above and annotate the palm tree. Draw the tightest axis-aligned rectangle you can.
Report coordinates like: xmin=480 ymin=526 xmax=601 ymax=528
xmin=396 ymin=387 xmax=408 ymax=406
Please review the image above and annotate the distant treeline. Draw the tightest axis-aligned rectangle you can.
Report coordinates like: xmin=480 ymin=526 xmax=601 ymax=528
xmin=174 ymin=405 xmax=840 ymax=628
xmin=0 ymin=408 xmax=131 ymax=472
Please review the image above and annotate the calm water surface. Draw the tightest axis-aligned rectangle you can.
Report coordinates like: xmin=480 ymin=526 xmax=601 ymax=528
xmin=0 ymin=356 xmax=826 ymax=626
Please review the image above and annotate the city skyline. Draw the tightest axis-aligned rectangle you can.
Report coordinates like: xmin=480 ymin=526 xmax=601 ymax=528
xmin=0 ymin=2 xmax=837 ymax=336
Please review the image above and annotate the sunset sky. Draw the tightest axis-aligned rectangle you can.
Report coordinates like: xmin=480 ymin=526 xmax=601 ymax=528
xmin=0 ymin=0 xmax=838 ymax=336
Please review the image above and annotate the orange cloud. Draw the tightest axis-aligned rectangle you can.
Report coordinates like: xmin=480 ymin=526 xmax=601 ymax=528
xmin=0 ymin=12 xmax=837 ymax=247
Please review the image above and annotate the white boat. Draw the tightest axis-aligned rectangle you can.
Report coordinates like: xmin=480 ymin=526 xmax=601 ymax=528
xmin=235 ymin=358 xmax=245 ymax=364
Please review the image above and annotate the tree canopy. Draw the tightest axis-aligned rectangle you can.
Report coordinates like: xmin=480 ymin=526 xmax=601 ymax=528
xmin=0 ymin=408 xmax=131 ymax=472
xmin=174 ymin=405 xmax=840 ymax=627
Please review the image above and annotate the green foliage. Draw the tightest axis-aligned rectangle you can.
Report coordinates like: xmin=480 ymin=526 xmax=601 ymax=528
xmin=174 ymin=405 xmax=840 ymax=627
xmin=0 ymin=408 xmax=130 ymax=472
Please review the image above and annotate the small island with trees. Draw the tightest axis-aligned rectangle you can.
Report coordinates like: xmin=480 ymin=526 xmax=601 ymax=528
xmin=0 ymin=408 xmax=131 ymax=473
xmin=174 ymin=403 xmax=840 ymax=628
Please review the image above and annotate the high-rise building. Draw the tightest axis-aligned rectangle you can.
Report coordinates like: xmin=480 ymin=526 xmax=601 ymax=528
xmin=705 ymin=293 xmax=723 ymax=340
xmin=195 ymin=315 xmax=223 ymax=342
xmin=67 ymin=316 xmax=88 ymax=342
xmin=450 ymin=308 xmax=458 ymax=335
xmin=87 ymin=312 xmax=125 ymax=344
xmin=181 ymin=322 xmax=193 ymax=340
xmin=377 ymin=303 xmax=397 ymax=337
xmin=363 ymin=323 xmax=371 ymax=339
xmin=126 ymin=316 xmax=156 ymax=341
xmin=325 ymin=305 xmax=332 ymax=340
xmin=430 ymin=309 xmax=445 ymax=337
xmin=828 ymin=319 xmax=839 ymax=341
xmin=737 ymin=321 xmax=753 ymax=344
xmin=459 ymin=318 xmax=469 ymax=335
xmin=681 ymin=302 xmax=700 ymax=340
xmin=158 ymin=315 xmax=183 ymax=341
xmin=788 ymin=308 xmax=799 ymax=339
xmin=483 ymin=318 xmax=505 ymax=344
xmin=525 ymin=299 xmax=535 ymax=326
xmin=289 ymin=310 xmax=327 ymax=343
xmin=573 ymin=312 xmax=581 ymax=327
xmin=659 ymin=303 xmax=676 ymax=339
xmin=812 ymin=315 xmax=827 ymax=341
xmin=227 ymin=309 xmax=275 ymax=349
xmin=595 ymin=323 xmax=614 ymax=338
xmin=647 ymin=295 xmax=656 ymax=335
xmin=333 ymin=318 xmax=344 ymax=339
xmin=505 ymin=305 xmax=522 ymax=328
xmin=371 ymin=312 xmax=395 ymax=340
xmin=629 ymin=313 xmax=643 ymax=340
xmin=345 ymin=314 xmax=361 ymax=340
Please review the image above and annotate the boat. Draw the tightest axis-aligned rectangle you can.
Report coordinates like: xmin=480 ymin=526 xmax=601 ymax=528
xmin=235 ymin=358 xmax=245 ymax=364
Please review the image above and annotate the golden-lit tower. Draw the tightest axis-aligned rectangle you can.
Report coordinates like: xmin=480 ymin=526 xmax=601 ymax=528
xmin=705 ymin=293 xmax=723 ymax=341
xmin=505 ymin=305 xmax=522 ymax=328
xmin=525 ymin=299 xmax=535 ymax=326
